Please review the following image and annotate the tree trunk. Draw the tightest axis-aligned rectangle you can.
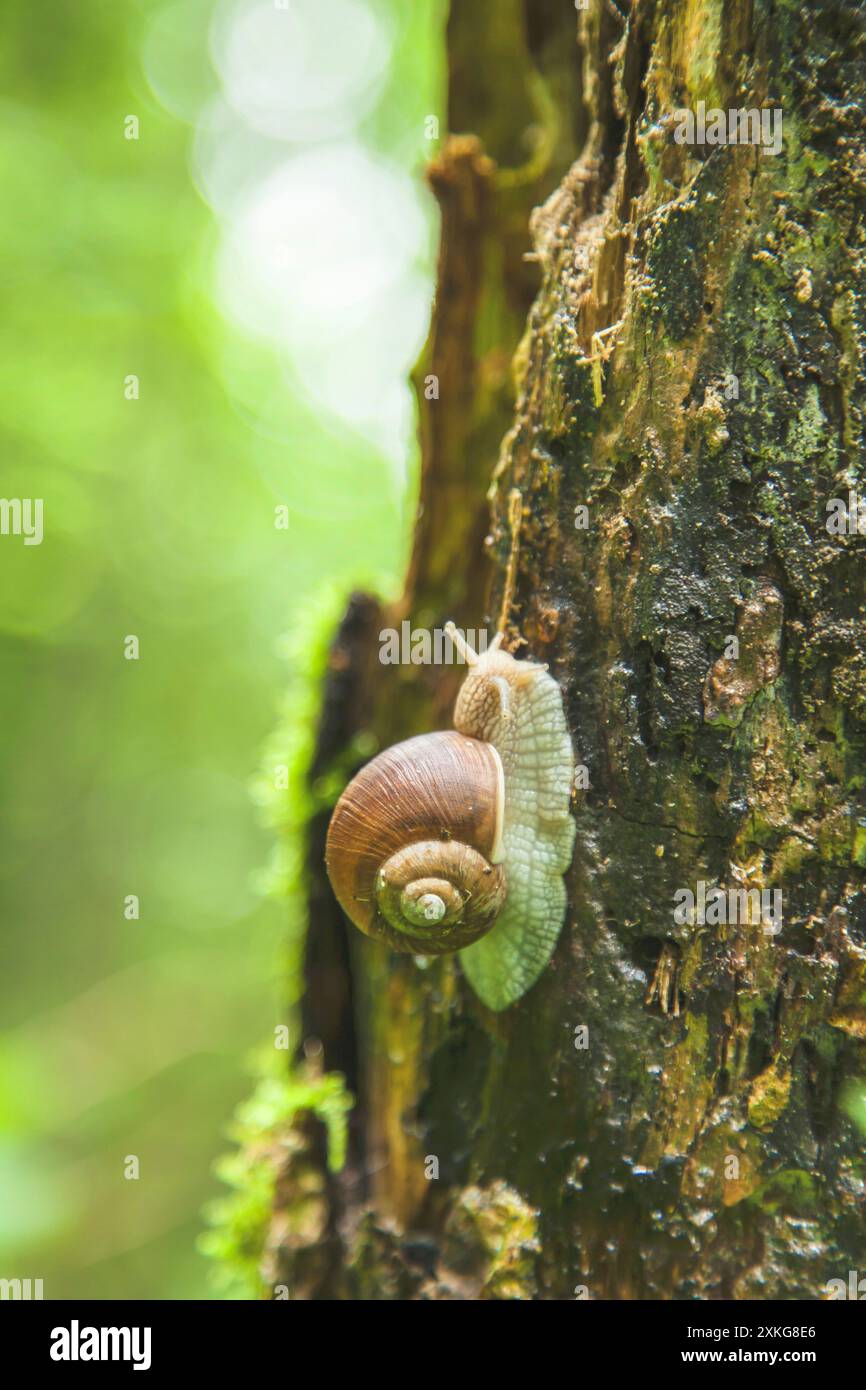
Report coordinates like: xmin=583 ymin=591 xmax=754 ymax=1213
xmin=263 ymin=0 xmax=866 ymax=1299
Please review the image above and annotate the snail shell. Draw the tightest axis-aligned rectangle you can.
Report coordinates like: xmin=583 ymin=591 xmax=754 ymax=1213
xmin=325 ymin=730 xmax=507 ymax=955
xmin=325 ymin=624 xmax=576 ymax=1009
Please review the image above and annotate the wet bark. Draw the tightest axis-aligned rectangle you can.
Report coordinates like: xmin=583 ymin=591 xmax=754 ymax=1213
xmin=270 ymin=0 xmax=866 ymax=1299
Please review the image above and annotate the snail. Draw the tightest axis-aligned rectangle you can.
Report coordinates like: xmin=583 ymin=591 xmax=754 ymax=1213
xmin=325 ymin=622 xmax=576 ymax=1011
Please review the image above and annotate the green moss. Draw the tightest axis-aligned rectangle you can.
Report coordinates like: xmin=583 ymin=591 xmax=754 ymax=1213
xmin=685 ymin=0 xmax=725 ymax=105
xmin=444 ymin=1181 xmax=541 ymax=1298
xmin=748 ymin=1065 xmax=793 ymax=1131
xmin=203 ymin=583 xmax=358 ymax=1297
xmin=750 ymin=1168 xmax=819 ymax=1217
xmin=771 ymin=834 xmax=814 ymax=877
xmin=817 ymin=805 xmax=855 ymax=865
xmin=199 ymin=1049 xmax=353 ymax=1299
xmin=784 ymin=381 xmax=830 ymax=462
xmin=251 ymin=581 xmax=351 ymax=903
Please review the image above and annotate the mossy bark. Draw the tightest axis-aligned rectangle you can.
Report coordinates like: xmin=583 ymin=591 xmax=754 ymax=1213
xmin=272 ymin=0 xmax=866 ymax=1299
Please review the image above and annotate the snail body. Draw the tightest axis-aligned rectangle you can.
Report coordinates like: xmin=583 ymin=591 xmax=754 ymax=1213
xmin=325 ymin=624 xmax=575 ymax=1010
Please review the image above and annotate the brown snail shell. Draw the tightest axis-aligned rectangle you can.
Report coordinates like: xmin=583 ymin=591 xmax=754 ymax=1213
xmin=325 ymin=730 xmax=506 ymax=954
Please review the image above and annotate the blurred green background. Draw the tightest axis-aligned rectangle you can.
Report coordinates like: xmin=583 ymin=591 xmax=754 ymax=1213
xmin=0 ymin=0 xmax=442 ymax=1298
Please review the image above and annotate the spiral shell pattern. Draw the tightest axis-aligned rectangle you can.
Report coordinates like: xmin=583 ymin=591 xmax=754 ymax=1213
xmin=325 ymin=730 xmax=506 ymax=954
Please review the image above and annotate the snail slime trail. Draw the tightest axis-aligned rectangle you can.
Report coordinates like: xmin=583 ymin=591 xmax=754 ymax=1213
xmin=325 ymin=623 xmax=575 ymax=1010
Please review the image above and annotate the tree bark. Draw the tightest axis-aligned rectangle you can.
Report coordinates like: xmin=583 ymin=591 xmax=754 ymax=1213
xmin=267 ymin=0 xmax=866 ymax=1299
